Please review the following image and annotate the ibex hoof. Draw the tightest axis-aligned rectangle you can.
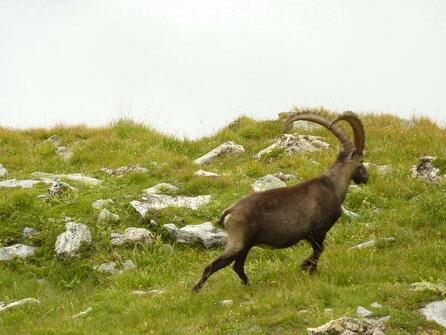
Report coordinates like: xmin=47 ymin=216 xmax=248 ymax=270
xmin=300 ymin=259 xmax=317 ymax=274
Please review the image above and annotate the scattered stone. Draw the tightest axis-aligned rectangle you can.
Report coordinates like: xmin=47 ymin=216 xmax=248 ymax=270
xmin=131 ymin=194 xmax=211 ymax=216
xmin=110 ymin=227 xmax=154 ymax=246
xmin=100 ymin=165 xmax=149 ymax=175
xmin=56 ymin=146 xmax=74 ymax=161
xmin=123 ymin=259 xmax=137 ymax=271
xmin=410 ymin=282 xmax=446 ymax=294
xmin=132 ymin=289 xmax=166 ymax=296
xmin=410 ymin=156 xmax=443 ymax=183
xmin=193 ymin=141 xmax=245 ymax=165
xmin=420 ymin=300 xmax=446 ymax=328
xmin=251 ymin=174 xmax=286 ymax=192
xmin=272 ymin=172 xmax=298 ymax=181
xmin=307 ymin=317 xmax=385 ymax=335
xmin=254 ymin=134 xmax=330 ymax=160
xmin=0 ymin=164 xmax=7 ymax=178
xmin=364 ymin=163 xmax=390 ymax=175
xmin=94 ymin=261 xmax=121 ymax=275
xmin=72 ymin=307 xmax=92 ymax=319
xmin=149 ymin=220 xmax=158 ymax=230
xmin=357 ymin=305 xmax=373 ymax=317
xmin=91 ymin=199 xmax=114 ymax=210
xmin=48 ymin=181 xmax=75 ymax=196
xmin=0 ymin=298 xmax=40 ymax=312
xmin=55 ymin=222 xmax=92 ymax=258
xmin=144 ymin=182 xmax=179 ymax=195
xmin=97 ymin=208 xmax=120 ymax=224
xmin=22 ymin=227 xmax=39 ymax=239
xmin=351 ymin=237 xmax=396 ymax=250
xmin=163 ymin=222 xmax=227 ymax=249
xmin=47 ymin=135 xmax=60 ymax=145
xmin=220 ymin=299 xmax=233 ymax=306
xmin=370 ymin=302 xmax=383 ymax=309
xmin=0 ymin=244 xmax=36 ymax=261
xmin=0 ymin=179 xmax=47 ymax=189
xmin=342 ymin=206 xmax=360 ymax=220
xmin=194 ymin=170 xmax=221 ymax=178
xmin=31 ymin=172 xmax=102 ymax=186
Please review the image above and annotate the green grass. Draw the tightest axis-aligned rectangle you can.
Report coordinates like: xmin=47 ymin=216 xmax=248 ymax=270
xmin=1 ymin=110 xmax=446 ymax=334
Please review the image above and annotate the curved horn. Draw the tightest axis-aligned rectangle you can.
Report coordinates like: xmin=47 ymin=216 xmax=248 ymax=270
xmin=330 ymin=111 xmax=365 ymax=153
xmin=284 ymin=112 xmax=353 ymax=150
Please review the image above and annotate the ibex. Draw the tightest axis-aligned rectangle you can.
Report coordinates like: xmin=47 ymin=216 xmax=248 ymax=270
xmin=192 ymin=111 xmax=368 ymax=292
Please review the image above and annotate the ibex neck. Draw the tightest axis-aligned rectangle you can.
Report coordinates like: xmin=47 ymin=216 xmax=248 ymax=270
xmin=324 ymin=163 xmax=353 ymax=203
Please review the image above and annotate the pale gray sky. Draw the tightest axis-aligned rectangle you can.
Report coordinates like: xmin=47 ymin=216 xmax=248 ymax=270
xmin=1 ymin=0 xmax=445 ymax=138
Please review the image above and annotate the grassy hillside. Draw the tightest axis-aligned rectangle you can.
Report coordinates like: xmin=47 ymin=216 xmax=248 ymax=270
xmin=0 ymin=109 xmax=445 ymax=334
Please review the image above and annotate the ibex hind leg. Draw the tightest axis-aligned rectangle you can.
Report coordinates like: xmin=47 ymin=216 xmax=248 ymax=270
xmin=300 ymin=233 xmax=326 ymax=274
xmin=232 ymin=248 xmax=250 ymax=285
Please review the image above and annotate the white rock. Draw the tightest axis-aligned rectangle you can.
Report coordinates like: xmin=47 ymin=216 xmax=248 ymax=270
xmin=0 ymin=164 xmax=7 ymax=178
xmin=0 ymin=244 xmax=36 ymax=261
xmin=251 ymin=174 xmax=286 ymax=192
xmin=411 ymin=156 xmax=443 ymax=183
xmin=22 ymin=227 xmax=39 ymax=238
xmin=351 ymin=237 xmax=395 ymax=250
xmin=72 ymin=307 xmax=92 ymax=319
xmin=410 ymin=281 xmax=446 ymax=294
xmin=131 ymin=194 xmax=211 ymax=216
xmin=220 ymin=299 xmax=233 ymax=306
xmin=307 ymin=317 xmax=385 ymax=335
xmin=0 ymin=298 xmax=40 ymax=312
xmin=194 ymin=170 xmax=221 ymax=178
xmin=110 ymin=227 xmax=154 ymax=246
xmin=420 ymin=300 xmax=446 ymax=328
xmin=55 ymin=222 xmax=92 ymax=258
xmin=342 ymin=205 xmax=359 ymax=220
xmin=48 ymin=181 xmax=75 ymax=196
xmin=56 ymin=146 xmax=74 ymax=161
xmin=100 ymin=165 xmax=149 ymax=175
xmin=31 ymin=172 xmax=102 ymax=186
xmin=254 ymin=134 xmax=330 ymax=160
xmin=92 ymin=198 xmax=114 ymax=210
xmin=293 ymin=120 xmax=321 ymax=131
xmin=370 ymin=302 xmax=383 ymax=308
xmin=272 ymin=172 xmax=298 ymax=181
xmin=94 ymin=261 xmax=121 ymax=275
xmin=364 ymin=162 xmax=390 ymax=175
xmin=0 ymin=179 xmax=46 ymax=188
xmin=144 ymin=182 xmax=179 ymax=195
xmin=163 ymin=222 xmax=227 ymax=249
xmin=357 ymin=305 xmax=373 ymax=317
xmin=194 ymin=141 xmax=245 ymax=165
xmin=123 ymin=259 xmax=137 ymax=271
xmin=97 ymin=208 xmax=120 ymax=224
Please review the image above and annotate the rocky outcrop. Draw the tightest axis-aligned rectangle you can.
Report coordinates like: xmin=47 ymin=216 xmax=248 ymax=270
xmin=131 ymin=194 xmax=211 ymax=216
xmin=420 ymin=300 xmax=446 ymax=328
xmin=193 ymin=141 xmax=245 ymax=165
xmin=410 ymin=156 xmax=443 ymax=183
xmin=254 ymin=134 xmax=330 ymax=160
xmin=163 ymin=222 xmax=227 ymax=249
xmin=307 ymin=317 xmax=385 ymax=335
xmin=0 ymin=179 xmax=49 ymax=189
xmin=31 ymin=172 xmax=101 ymax=186
xmin=0 ymin=244 xmax=36 ymax=261
xmin=110 ymin=228 xmax=154 ymax=246
xmin=55 ymin=222 xmax=92 ymax=258
xmin=251 ymin=174 xmax=286 ymax=192
xmin=100 ymin=165 xmax=149 ymax=175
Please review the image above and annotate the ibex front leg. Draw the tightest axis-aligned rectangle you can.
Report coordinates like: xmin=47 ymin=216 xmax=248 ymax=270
xmin=300 ymin=233 xmax=326 ymax=274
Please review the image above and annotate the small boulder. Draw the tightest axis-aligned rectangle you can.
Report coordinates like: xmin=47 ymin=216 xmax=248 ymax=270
xmin=342 ymin=206 xmax=360 ymax=220
xmin=47 ymin=135 xmax=60 ymax=145
xmin=92 ymin=198 xmax=114 ymax=210
xmin=0 ymin=244 xmax=36 ymax=261
xmin=97 ymin=208 xmax=120 ymax=224
xmin=370 ymin=302 xmax=383 ymax=309
xmin=110 ymin=227 xmax=154 ymax=246
xmin=0 ymin=164 xmax=7 ymax=178
xmin=56 ymin=146 xmax=74 ymax=161
xmin=251 ymin=175 xmax=286 ymax=192
xmin=254 ymin=134 xmax=330 ymax=160
xmin=144 ymin=182 xmax=179 ymax=195
xmin=351 ymin=237 xmax=395 ymax=250
xmin=0 ymin=179 xmax=45 ymax=189
xmin=194 ymin=141 xmax=245 ymax=165
xmin=22 ymin=227 xmax=39 ymax=239
xmin=307 ymin=317 xmax=385 ymax=335
xmin=100 ymin=165 xmax=149 ymax=175
xmin=410 ymin=156 xmax=443 ymax=183
xmin=55 ymin=222 xmax=92 ymax=258
xmin=194 ymin=170 xmax=221 ymax=178
xmin=420 ymin=300 xmax=446 ymax=328
xmin=131 ymin=194 xmax=211 ymax=216
xmin=357 ymin=305 xmax=373 ymax=317
xmin=163 ymin=222 xmax=227 ymax=249
xmin=272 ymin=172 xmax=298 ymax=181
xmin=123 ymin=259 xmax=137 ymax=271
xmin=94 ymin=261 xmax=121 ymax=275
xmin=48 ymin=181 xmax=75 ymax=196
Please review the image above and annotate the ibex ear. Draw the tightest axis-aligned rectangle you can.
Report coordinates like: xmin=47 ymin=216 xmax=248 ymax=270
xmin=347 ymin=149 xmax=357 ymax=161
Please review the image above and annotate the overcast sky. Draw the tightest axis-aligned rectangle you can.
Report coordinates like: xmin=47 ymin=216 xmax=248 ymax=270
xmin=1 ymin=0 xmax=445 ymax=138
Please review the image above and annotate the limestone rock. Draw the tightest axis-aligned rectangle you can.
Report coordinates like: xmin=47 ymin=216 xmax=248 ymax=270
xmin=194 ymin=141 xmax=245 ymax=165
xmin=56 ymin=146 xmax=74 ymax=161
xmin=123 ymin=259 xmax=137 ymax=271
xmin=97 ymin=208 xmax=120 ymax=224
xmin=351 ymin=237 xmax=395 ymax=250
xmin=370 ymin=302 xmax=383 ymax=309
xmin=55 ymin=222 xmax=92 ymax=258
xmin=0 ymin=244 xmax=36 ymax=261
xmin=357 ymin=306 xmax=373 ymax=317
xmin=251 ymin=174 xmax=286 ymax=192
xmin=410 ymin=282 xmax=446 ymax=294
xmin=163 ymin=222 xmax=227 ymax=249
xmin=254 ymin=134 xmax=330 ymax=160
xmin=0 ymin=179 xmax=47 ymax=189
xmin=94 ymin=261 xmax=121 ymax=275
xmin=31 ymin=172 xmax=102 ymax=186
xmin=110 ymin=227 xmax=154 ymax=246
xmin=273 ymin=172 xmax=298 ymax=181
xmin=0 ymin=164 xmax=7 ymax=178
xmin=48 ymin=181 xmax=75 ymax=196
xmin=342 ymin=206 xmax=360 ymax=220
xmin=410 ymin=156 xmax=443 ymax=183
xmin=100 ymin=165 xmax=149 ymax=175
xmin=92 ymin=198 xmax=114 ymax=210
xmin=194 ymin=170 xmax=221 ymax=178
xmin=307 ymin=316 xmax=385 ymax=335
xmin=0 ymin=298 xmax=40 ymax=312
xmin=130 ymin=194 xmax=211 ymax=216
xmin=144 ymin=182 xmax=179 ymax=195
xmin=420 ymin=300 xmax=446 ymax=328
xmin=22 ymin=227 xmax=39 ymax=239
